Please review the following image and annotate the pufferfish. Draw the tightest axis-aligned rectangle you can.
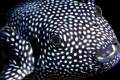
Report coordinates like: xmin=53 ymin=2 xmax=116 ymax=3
xmin=0 ymin=0 xmax=120 ymax=80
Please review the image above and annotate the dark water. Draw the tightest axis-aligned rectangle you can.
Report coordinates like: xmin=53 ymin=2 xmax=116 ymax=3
xmin=0 ymin=0 xmax=120 ymax=80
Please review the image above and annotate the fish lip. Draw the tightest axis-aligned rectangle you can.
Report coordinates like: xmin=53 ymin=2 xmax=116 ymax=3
xmin=96 ymin=40 xmax=120 ymax=63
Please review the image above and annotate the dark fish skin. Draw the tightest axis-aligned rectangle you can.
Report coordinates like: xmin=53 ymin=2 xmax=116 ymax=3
xmin=0 ymin=0 xmax=120 ymax=80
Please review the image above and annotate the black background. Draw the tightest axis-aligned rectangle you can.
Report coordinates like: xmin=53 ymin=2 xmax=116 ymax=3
xmin=0 ymin=0 xmax=120 ymax=80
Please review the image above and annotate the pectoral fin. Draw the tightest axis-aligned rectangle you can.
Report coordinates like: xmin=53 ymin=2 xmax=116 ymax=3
xmin=0 ymin=26 xmax=34 ymax=80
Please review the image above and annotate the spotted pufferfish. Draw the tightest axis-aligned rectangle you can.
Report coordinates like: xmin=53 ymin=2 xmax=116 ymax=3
xmin=0 ymin=0 xmax=120 ymax=80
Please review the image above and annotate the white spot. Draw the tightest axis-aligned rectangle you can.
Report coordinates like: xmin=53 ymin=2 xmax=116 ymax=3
xmin=76 ymin=64 xmax=79 ymax=67
xmin=11 ymin=38 xmax=15 ymax=42
xmin=15 ymin=43 xmax=18 ymax=46
xmin=67 ymin=43 xmax=70 ymax=47
xmin=83 ymin=59 xmax=87 ymax=61
xmin=71 ymin=65 xmax=74 ymax=67
xmin=6 ymin=38 xmax=10 ymax=42
xmin=61 ymin=43 xmax=65 ymax=47
xmin=80 ymin=67 xmax=83 ymax=69
xmin=32 ymin=57 xmax=35 ymax=64
xmin=62 ymin=56 xmax=65 ymax=59
xmin=11 ymin=32 xmax=15 ymax=36
xmin=52 ymin=52 xmax=55 ymax=56
xmin=63 ymin=34 xmax=67 ymax=42
xmin=82 ymin=45 xmax=85 ymax=49
xmin=69 ymin=61 xmax=72 ymax=64
xmin=11 ymin=73 xmax=15 ymax=76
xmin=72 ymin=41 xmax=75 ymax=45
xmin=74 ymin=59 xmax=77 ymax=62
xmin=75 ymin=37 xmax=78 ymax=42
xmin=83 ymin=39 xmax=87 ymax=43
xmin=5 ymin=71 xmax=11 ymax=74
xmin=17 ymin=69 xmax=22 ymax=74
xmin=8 ymin=77 xmax=13 ymax=80
xmin=75 ymin=45 xmax=79 ymax=49
xmin=86 ymin=24 xmax=90 ymax=27
xmin=22 ymin=40 xmax=25 ymax=45
xmin=23 ymin=69 xmax=27 ymax=74
xmin=13 ymin=60 xmax=17 ymax=65
xmin=70 ymin=47 xmax=74 ymax=53
xmin=65 ymin=52 xmax=69 ymax=55
xmin=28 ymin=57 xmax=31 ymax=61
xmin=87 ymin=35 xmax=91 ymax=38
xmin=66 ymin=65 xmax=70 ymax=68
xmin=64 ymin=60 xmax=67 ymax=63
xmin=19 ymin=40 xmax=22 ymax=44
xmin=27 ymin=66 xmax=30 ymax=70
xmin=28 ymin=62 xmax=32 ymax=66
xmin=78 ymin=50 xmax=82 ymax=54
xmin=25 ymin=45 xmax=29 ymax=50
xmin=24 ymin=52 xmax=27 ymax=57
xmin=67 ymin=56 xmax=72 ymax=59
xmin=21 ymin=73 xmax=26 ymax=77
xmin=74 ymin=53 xmax=77 ymax=56
xmin=62 ymin=64 xmax=65 ymax=67
xmin=79 ymin=55 xmax=82 ymax=59
xmin=23 ymin=63 xmax=26 ymax=68
xmin=74 ymin=32 xmax=77 ymax=35
xmin=18 ymin=76 xmax=22 ymax=79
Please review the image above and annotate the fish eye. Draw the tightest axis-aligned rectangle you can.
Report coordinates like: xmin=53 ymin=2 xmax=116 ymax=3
xmin=50 ymin=35 xmax=61 ymax=46
xmin=94 ymin=5 xmax=102 ymax=16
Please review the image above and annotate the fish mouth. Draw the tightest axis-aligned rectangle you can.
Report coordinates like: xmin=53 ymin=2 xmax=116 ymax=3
xmin=96 ymin=41 xmax=120 ymax=63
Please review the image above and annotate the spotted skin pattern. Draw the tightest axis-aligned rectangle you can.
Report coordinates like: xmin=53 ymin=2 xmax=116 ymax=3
xmin=0 ymin=0 xmax=120 ymax=80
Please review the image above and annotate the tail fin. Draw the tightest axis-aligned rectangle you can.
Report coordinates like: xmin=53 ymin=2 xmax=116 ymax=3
xmin=0 ymin=26 xmax=34 ymax=80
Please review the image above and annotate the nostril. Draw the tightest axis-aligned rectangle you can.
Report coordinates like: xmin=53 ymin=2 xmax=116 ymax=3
xmin=79 ymin=35 xmax=84 ymax=40
xmin=93 ymin=24 xmax=99 ymax=28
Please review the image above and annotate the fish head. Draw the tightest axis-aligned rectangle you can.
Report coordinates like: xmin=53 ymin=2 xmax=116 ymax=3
xmin=40 ymin=1 xmax=120 ymax=77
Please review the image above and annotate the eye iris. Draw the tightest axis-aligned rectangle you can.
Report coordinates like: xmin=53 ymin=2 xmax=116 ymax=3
xmin=51 ymin=35 xmax=61 ymax=45
xmin=95 ymin=5 xmax=102 ymax=16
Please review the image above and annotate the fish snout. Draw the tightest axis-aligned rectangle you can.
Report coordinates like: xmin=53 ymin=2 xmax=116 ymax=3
xmin=96 ymin=41 xmax=120 ymax=66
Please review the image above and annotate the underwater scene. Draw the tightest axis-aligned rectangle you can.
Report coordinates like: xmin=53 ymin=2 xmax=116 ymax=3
xmin=0 ymin=0 xmax=120 ymax=80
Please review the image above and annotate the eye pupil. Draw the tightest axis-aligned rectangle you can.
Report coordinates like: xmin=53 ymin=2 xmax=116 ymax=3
xmin=51 ymin=35 xmax=61 ymax=45
xmin=95 ymin=5 xmax=102 ymax=16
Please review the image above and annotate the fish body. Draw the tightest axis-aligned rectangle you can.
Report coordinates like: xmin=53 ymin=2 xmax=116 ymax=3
xmin=0 ymin=0 xmax=120 ymax=80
